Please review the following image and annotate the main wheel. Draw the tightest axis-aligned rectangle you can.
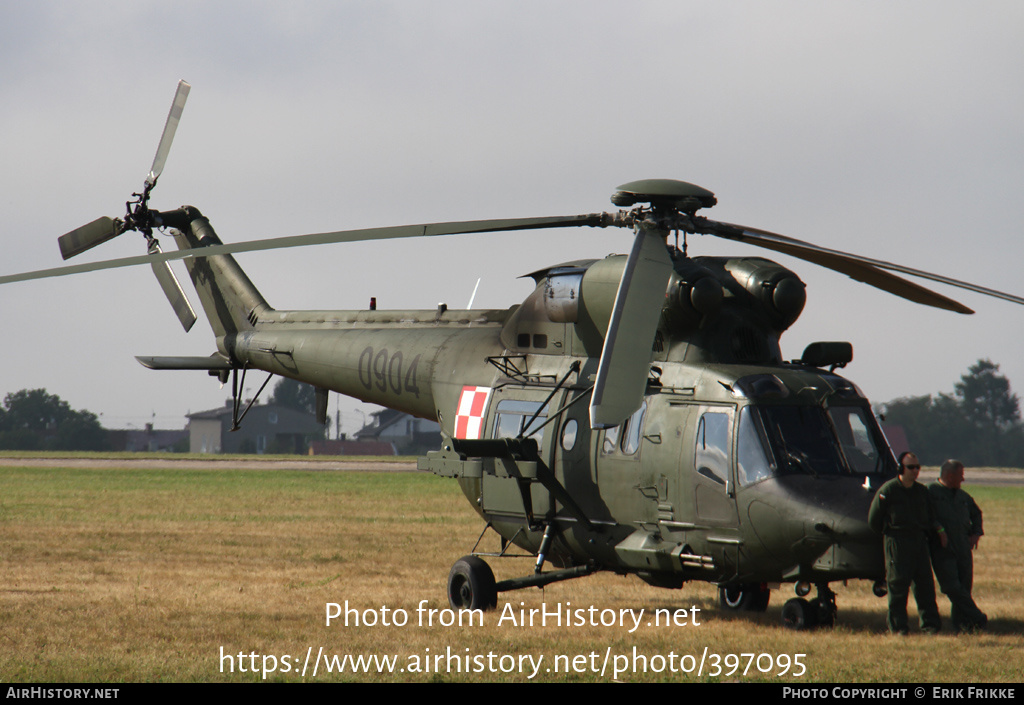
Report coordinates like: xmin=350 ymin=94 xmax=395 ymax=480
xmin=447 ymin=556 xmax=498 ymax=611
xmin=719 ymin=583 xmax=771 ymax=612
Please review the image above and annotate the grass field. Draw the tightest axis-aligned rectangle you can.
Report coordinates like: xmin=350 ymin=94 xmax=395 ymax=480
xmin=0 ymin=462 xmax=1021 ymax=682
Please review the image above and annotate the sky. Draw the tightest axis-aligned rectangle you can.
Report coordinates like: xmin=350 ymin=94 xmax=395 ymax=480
xmin=1 ymin=1 xmax=1023 ymax=435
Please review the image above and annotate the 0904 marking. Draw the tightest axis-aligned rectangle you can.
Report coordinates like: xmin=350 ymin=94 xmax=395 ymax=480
xmin=358 ymin=346 xmax=421 ymax=398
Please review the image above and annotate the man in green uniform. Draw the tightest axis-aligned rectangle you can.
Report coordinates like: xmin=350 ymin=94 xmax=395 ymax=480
xmin=929 ymin=459 xmax=987 ymax=632
xmin=868 ymin=451 xmax=944 ymax=634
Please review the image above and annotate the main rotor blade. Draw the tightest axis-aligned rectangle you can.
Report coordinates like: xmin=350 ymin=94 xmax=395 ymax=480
xmin=0 ymin=213 xmax=606 ymax=286
xmin=590 ymin=226 xmax=673 ymax=429
xmin=696 ymin=218 xmax=1024 ymax=313
xmin=57 ymin=216 xmax=122 ymax=260
xmin=146 ymin=80 xmax=190 ymax=187
xmin=148 ymin=240 xmax=197 ymax=332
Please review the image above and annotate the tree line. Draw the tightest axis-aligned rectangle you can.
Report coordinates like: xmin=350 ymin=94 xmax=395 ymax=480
xmin=0 ymin=389 xmax=108 ymax=451
xmin=879 ymin=359 xmax=1023 ymax=467
xmin=0 ymin=379 xmax=320 ymax=452
xmin=3 ymin=363 xmax=1022 ymax=465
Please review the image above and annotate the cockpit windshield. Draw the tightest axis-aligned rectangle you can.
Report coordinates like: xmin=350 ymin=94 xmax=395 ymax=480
xmin=739 ymin=404 xmax=888 ymax=482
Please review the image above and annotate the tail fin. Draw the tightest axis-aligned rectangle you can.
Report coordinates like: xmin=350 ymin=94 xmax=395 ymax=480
xmin=164 ymin=206 xmax=272 ymax=337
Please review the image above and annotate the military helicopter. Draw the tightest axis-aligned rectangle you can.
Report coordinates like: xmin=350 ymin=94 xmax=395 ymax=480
xmin=6 ymin=82 xmax=1024 ymax=629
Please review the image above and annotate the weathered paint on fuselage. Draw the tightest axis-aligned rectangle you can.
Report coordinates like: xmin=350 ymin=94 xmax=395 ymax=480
xmin=224 ymin=307 xmax=510 ymax=422
xmin=221 ymin=304 xmax=886 ymax=588
xmin=179 ymin=213 xmax=888 ymax=592
xmin=445 ymin=353 xmax=887 ymax=587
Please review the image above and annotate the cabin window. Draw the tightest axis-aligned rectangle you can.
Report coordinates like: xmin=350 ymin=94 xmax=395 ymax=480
xmin=492 ymin=399 xmax=548 ymax=445
xmin=602 ymin=425 xmax=620 ymax=454
xmin=601 ymin=402 xmax=647 ymax=456
xmin=695 ymin=411 xmax=730 ymax=485
xmin=621 ymin=402 xmax=647 ymax=455
xmin=561 ymin=419 xmax=578 ymax=451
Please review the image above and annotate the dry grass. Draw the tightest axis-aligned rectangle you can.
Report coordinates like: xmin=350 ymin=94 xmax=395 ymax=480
xmin=0 ymin=465 xmax=1021 ymax=682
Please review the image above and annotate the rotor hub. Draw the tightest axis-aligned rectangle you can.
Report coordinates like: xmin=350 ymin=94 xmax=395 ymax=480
xmin=610 ymin=179 xmax=717 ymax=214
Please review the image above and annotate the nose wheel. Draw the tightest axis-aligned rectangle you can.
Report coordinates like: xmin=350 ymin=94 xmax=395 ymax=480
xmin=782 ymin=583 xmax=837 ymax=630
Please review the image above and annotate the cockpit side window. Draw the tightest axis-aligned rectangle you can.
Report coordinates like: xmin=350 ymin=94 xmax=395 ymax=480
xmin=737 ymin=406 xmax=771 ymax=485
xmin=695 ymin=411 xmax=730 ymax=485
xmin=827 ymin=405 xmax=885 ymax=475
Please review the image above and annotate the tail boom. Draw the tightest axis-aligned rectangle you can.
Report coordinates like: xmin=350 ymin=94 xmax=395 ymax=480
xmin=149 ymin=208 xmax=511 ymax=428
xmin=161 ymin=206 xmax=272 ymax=338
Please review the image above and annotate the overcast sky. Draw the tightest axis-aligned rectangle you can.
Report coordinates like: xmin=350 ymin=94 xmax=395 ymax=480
xmin=2 ymin=1 xmax=1023 ymax=434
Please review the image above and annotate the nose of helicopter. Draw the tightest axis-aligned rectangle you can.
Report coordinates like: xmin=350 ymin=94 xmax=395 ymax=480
xmin=743 ymin=475 xmax=884 ymax=582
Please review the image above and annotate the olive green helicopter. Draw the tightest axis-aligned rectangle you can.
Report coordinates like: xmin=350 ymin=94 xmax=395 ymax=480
xmin=6 ymin=82 xmax=1023 ymax=629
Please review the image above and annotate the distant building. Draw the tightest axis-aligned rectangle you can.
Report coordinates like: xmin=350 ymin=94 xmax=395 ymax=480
xmin=354 ymin=409 xmax=441 ymax=455
xmin=186 ymin=400 xmax=325 ymax=454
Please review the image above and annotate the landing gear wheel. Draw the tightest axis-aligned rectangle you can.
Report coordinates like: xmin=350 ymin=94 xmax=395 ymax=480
xmin=447 ymin=556 xmax=497 ymax=611
xmin=810 ymin=597 xmax=837 ymax=628
xmin=750 ymin=585 xmax=771 ymax=612
xmin=809 ymin=583 xmax=837 ymax=628
xmin=719 ymin=583 xmax=771 ymax=612
xmin=781 ymin=598 xmax=818 ymax=630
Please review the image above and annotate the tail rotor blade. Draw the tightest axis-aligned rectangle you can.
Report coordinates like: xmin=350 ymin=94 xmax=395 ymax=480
xmin=148 ymin=240 xmax=197 ymax=332
xmin=57 ymin=216 xmax=122 ymax=260
xmin=589 ymin=225 xmax=673 ymax=429
xmin=146 ymin=80 xmax=190 ymax=187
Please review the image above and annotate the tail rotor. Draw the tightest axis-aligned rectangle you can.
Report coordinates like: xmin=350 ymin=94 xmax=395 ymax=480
xmin=55 ymin=80 xmax=197 ymax=331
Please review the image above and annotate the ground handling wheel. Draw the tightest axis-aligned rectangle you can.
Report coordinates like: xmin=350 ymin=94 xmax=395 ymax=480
xmin=447 ymin=555 xmax=498 ymax=611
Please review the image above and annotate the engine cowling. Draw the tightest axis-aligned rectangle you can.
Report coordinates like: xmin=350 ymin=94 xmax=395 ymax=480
xmin=722 ymin=257 xmax=806 ymax=331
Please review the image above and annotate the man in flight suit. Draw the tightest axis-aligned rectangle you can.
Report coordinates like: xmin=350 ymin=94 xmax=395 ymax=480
xmin=929 ymin=459 xmax=988 ymax=632
xmin=868 ymin=451 xmax=944 ymax=634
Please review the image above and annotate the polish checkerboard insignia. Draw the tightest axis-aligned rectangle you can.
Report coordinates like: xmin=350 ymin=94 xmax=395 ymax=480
xmin=454 ymin=385 xmax=492 ymax=439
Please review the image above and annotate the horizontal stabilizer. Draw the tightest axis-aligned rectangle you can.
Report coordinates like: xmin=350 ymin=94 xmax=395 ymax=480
xmin=135 ymin=355 xmax=233 ymax=370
